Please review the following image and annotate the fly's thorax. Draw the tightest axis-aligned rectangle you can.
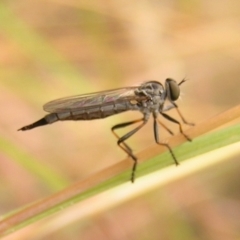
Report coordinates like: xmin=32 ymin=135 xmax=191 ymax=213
xmin=136 ymin=96 xmax=165 ymax=116
xmin=135 ymin=81 xmax=166 ymax=100
xmin=134 ymin=81 xmax=166 ymax=113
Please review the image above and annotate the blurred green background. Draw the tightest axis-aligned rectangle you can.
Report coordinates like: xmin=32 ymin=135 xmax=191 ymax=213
xmin=0 ymin=0 xmax=240 ymax=239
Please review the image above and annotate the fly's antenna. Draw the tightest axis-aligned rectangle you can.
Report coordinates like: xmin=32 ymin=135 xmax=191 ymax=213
xmin=178 ymin=78 xmax=188 ymax=86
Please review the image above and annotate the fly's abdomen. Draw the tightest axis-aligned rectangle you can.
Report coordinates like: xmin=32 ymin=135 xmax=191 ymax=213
xmin=19 ymin=101 xmax=136 ymax=131
xmin=56 ymin=102 xmax=133 ymax=121
xmin=19 ymin=113 xmax=58 ymax=131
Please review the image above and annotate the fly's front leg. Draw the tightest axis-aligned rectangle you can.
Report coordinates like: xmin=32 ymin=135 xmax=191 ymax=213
xmin=161 ymin=112 xmax=191 ymax=141
xmin=168 ymin=102 xmax=194 ymax=126
xmin=111 ymin=117 xmax=148 ymax=182
xmin=153 ymin=116 xmax=179 ymax=166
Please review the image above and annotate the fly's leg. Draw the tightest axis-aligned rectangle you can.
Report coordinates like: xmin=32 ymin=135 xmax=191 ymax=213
xmin=171 ymin=102 xmax=194 ymax=126
xmin=153 ymin=116 xmax=179 ymax=166
xmin=161 ymin=112 xmax=191 ymax=141
xmin=111 ymin=118 xmax=148 ymax=182
xmin=157 ymin=119 xmax=174 ymax=135
xmin=112 ymin=119 xmax=143 ymax=154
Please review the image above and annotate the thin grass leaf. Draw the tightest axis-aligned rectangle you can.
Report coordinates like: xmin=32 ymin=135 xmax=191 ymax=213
xmin=0 ymin=136 xmax=70 ymax=191
xmin=0 ymin=104 xmax=240 ymax=236
xmin=0 ymin=2 xmax=89 ymax=90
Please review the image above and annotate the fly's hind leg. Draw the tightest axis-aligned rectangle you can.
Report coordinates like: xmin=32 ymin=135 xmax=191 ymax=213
xmin=111 ymin=117 xmax=148 ymax=182
xmin=111 ymin=119 xmax=143 ymax=155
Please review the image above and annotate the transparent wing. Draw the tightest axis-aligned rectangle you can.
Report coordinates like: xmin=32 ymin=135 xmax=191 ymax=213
xmin=43 ymin=87 xmax=143 ymax=113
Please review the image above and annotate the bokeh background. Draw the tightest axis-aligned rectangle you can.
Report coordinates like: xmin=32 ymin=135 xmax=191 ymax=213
xmin=1 ymin=0 xmax=240 ymax=239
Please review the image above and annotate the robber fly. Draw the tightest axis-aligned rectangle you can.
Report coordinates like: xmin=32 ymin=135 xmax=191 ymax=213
xmin=19 ymin=78 xmax=193 ymax=182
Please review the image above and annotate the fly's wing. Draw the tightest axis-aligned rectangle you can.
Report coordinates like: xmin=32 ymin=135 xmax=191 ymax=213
xmin=43 ymin=87 xmax=144 ymax=113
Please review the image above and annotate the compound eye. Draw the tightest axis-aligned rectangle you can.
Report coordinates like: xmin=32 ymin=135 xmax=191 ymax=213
xmin=165 ymin=78 xmax=180 ymax=101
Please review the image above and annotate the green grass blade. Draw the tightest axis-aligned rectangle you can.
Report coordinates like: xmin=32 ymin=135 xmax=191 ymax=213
xmin=1 ymin=103 xmax=240 ymax=237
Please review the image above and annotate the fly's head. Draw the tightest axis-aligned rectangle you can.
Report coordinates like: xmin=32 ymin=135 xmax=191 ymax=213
xmin=135 ymin=79 xmax=186 ymax=108
xmin=165 ymin=78 xmax=185 ymax=102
